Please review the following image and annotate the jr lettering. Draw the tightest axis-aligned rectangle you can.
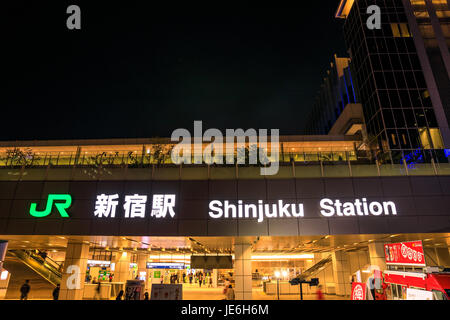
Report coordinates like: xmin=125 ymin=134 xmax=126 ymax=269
xmin=29 ymin=194 xmax=72 ymax=218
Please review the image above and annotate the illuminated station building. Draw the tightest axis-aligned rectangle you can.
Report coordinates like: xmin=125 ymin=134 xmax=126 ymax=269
xmin=0 ymin=0 xmax=450 ymax=300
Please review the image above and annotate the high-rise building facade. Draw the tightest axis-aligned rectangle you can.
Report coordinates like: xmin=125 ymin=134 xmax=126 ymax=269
xmin=335 ymin=0 xmax=450 ymax=164
xmin=304 ymin=55 xmax=362 ymax=136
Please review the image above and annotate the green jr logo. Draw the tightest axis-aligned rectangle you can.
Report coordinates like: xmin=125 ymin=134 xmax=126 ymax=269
xmin=29 ymin=194 xmax=72 ymax=218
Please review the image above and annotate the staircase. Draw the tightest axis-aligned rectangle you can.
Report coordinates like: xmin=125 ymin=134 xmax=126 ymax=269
xmin=7 ymin=250 xmax=62 ymax=286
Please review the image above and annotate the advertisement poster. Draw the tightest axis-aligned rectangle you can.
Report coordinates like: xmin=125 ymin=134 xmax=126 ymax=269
xmin=125 ymin=280 xmax=145 ymax=300
xmin=384 ymin=241 xmax=426 ymax=266
xmin=150 ymin=284 xmax=183 ymax=300
xmin=351 ymin=282 xmax=366 ymax=300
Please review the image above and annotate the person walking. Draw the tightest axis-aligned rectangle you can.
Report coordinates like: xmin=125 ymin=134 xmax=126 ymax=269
xmin=316 ymin=285 xmax=324 ymax=300
xmin=116 ymin=290 xmax=124 ymax=300
xmin=189 ymin=273 xmax=193 ymax=284
xmin=94 ymin=281 xmax=101 ymax=300
xmin=225 ymin=285 xmax=235 ymax=300
xmin=198 ymin=272 xmax=203 ymax=288
xmin=52 ymin=284 xmax=60 ymax=300
xmin=20 ymin=280 xmax=31 ymax=300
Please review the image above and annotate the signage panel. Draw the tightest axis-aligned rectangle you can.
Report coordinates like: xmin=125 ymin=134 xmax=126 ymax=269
xmin=146 ymin=262 xmax=185 ymax=269
xmin=190 ymin=255 xmax=233 ymax=269
xmin=351 ymin=282 xmax=366 ymax=300
xmin=384 ymin=241 xmax=426 ymax=267
xmin=406 ymin=288 xmax=433 ymax=300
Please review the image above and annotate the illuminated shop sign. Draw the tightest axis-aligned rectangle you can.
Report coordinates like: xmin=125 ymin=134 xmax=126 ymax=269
xmin=29 ymin=194 xmax=72 ymax=218
xmin=146 ymin=262 xmax=185 ymax=269
xmin=208 ymin=198 xmax=397 ymax=223
xmin=87 ymin=260 xmax=111 ymax=267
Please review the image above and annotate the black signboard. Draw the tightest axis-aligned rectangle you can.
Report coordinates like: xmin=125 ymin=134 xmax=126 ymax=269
xmin=190 ymin=255 xmax=233 ymax=269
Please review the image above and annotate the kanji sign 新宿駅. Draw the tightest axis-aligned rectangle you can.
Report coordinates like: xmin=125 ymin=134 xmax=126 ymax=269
xmin=94 ymin=194 xmax=176 ymax=219
xmin=384 ymin=241 xmax=426 ymax=267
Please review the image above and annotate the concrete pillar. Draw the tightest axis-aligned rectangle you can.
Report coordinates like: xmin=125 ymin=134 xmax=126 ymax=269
xmin=368 ymin=241 xmax=386 ymax=271
xmin=212 ymin=269 xmax=218 ymax=288
xmin=60 ymin=241 xmax=90 ymax=300
xmin=0 ymin=241 xmax=7 ymax=273
xmin=331 ymin=251 xmax=351 ymax=296
xmin=114 ymin=251 xmax=131 ymax=283
xmin=234 ymin=242 xmax=252 ymax=300
xmin=137 ymin=253 xmax=148 ymax=288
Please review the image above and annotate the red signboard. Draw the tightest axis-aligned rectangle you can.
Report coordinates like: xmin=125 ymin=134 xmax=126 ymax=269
xmin=351 ymin=282 xmax=366 ymax=300
xmin=384 ymin=241 xmax=426 ymax=266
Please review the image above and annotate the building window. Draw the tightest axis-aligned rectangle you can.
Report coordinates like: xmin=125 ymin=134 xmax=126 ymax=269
xmin=429 ymin=128 xmax=444 ymax=149
xmin=419 ymin=127 xmax=432 ymax=149
xmin=390 ymin=23 xmax=401 ymax=37
xmin=390 ymin=23 xmax=412 ymax=38
xmin=399 ymin=23 xmax=411 ymax=37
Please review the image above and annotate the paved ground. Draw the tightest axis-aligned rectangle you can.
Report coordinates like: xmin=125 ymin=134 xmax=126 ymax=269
xmin=2 ymin=281 xmax=348 ymax=300
xmin=3 ymin=255 xmax=54 ymax=300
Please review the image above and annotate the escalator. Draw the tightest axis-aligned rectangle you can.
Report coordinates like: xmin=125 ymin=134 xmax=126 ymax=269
xmin=295 ymin=255 xmax=332 ymax=281
xmin=7 ymin=250 xmax=62 ymax=286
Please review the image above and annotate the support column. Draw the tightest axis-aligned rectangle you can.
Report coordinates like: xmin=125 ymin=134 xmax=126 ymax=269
xmin=60 ymin=241 xmax=90 ymax=300
xmin=331 ymin=251 xmax=351 ymax=297
xmin=0 ymin=241 xmax=10 ymax=299
xmin=137 ymin=253 xmax=148 ymax=288
xmin=114 ymin=251 xmax=131 ymax=283
xmin=0 ymin=241 xmax=7 ymax=273
xmin=234 ymin=242 xmax=252 ymax=300
xmin=368 ymin=241 xmax=386 ymax=271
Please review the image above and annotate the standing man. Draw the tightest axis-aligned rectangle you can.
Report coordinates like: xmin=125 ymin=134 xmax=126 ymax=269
xmin=20 ymin=280 xmax=31 ymax=300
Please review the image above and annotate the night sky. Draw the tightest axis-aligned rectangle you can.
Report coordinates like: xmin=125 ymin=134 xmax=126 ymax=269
xmin=3 ymin=1 xmax=346 ymax=141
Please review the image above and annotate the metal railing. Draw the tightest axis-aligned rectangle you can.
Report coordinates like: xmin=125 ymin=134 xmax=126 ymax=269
xmin=1 ymin=159 xmax=449 ymax=181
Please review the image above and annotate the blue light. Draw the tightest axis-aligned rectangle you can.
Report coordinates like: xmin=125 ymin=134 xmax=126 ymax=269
xmin=342 ymin=73 xmax=351 ymax=105
xmin=445 ymin=149 xmax=450 ymax=157
xmin=348 ymin=69 xmax=357 ymax=103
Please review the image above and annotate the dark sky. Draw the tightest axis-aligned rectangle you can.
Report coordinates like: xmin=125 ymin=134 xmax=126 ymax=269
xmin=3 ymin=1 xmax=346 ymax=141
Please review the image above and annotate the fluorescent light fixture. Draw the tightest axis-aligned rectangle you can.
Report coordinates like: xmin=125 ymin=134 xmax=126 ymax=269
xmin=1 ymin=270 xmax=8 ymax=280
xmin=251 ymin=254 xmax=314 ymax=260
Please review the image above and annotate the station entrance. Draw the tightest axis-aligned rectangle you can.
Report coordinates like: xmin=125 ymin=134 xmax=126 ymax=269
xmin=1 ymin=233 xmax=449 ymax=300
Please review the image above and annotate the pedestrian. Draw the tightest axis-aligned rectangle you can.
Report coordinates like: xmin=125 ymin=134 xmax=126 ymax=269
xmin=225 ymin=285 xmax=235 ymax=300
xmin=39 ymin=251 xmax=47 ymax=260
xmin=94 ymin=281 xmax=101 ymax=300
xmin=52 ymin=284 xmax=60 ymax=300
xmin=20 ymin=280 xmax=31 ymax=300
xmin=371 ymin=278 xmax=376 ymax=300
xmin=198 ymin=273 xmax=203 ymax=288
xmin=189 ymin=274 xmax=193 ymax=284
xmin=316 ymin=285 xmax=324 ymax=300
xmin=182 ymin=273 xmax=186 ymax=283
xmin=116 ymin=290 xmax=124 ymax=300
xmin=209 ymin=276 xmax=213 ymax=288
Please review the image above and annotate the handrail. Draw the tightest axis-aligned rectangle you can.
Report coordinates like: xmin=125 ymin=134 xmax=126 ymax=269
xmin=8 ymin=250 xmax=61 ymax=286
xmin=296 ymin=255 xmax=332 ymax=281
